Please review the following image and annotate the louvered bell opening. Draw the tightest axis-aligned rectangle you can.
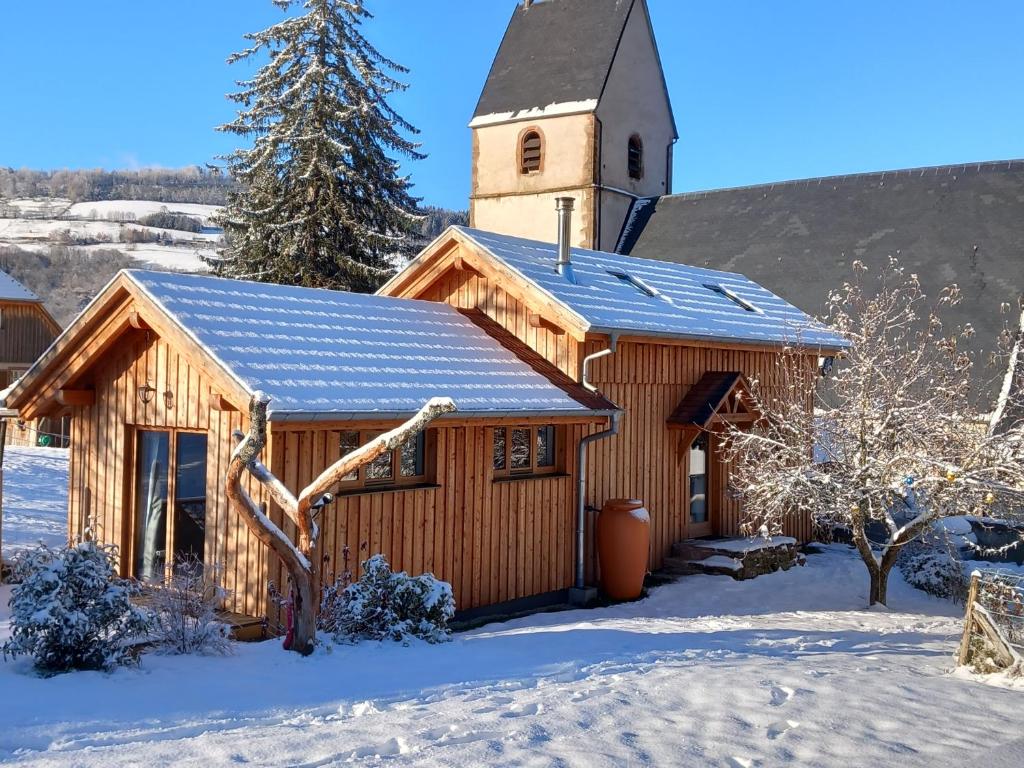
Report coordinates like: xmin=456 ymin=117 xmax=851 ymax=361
xmin=628 ymin=136 xmax=643 ymax=180
xmin=521 ymin=132 xmax=543 ymax=174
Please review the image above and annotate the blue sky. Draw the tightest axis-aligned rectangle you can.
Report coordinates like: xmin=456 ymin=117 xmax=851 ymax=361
xmin=2 ymin=0 xmax=1022 ymax=210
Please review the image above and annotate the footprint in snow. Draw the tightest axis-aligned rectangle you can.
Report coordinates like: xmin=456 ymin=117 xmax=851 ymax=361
xmin=501 ymin=702 xmax=542 ymax=718
xmin=768 ymin=685 xmax=795 ymax=707
xmin=348 ymin=736 xmax=409 ymax=759
xmin=767 ymin=720 xmax=801 ymax=740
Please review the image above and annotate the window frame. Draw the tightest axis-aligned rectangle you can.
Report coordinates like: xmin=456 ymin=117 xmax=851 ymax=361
xmin=336 ymin=429 xmax=432 ymax=492
xmin=519 ymin=127 xmax=545 ymax=175
xmin=492 ymin=424 xmax=563 ymax=480
xmin=628 ymin=134 xmax=644 ymax=180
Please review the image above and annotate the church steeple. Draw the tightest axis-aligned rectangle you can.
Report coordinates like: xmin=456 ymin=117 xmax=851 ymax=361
xmin=470 ymin=0 xmax=676 ymax=251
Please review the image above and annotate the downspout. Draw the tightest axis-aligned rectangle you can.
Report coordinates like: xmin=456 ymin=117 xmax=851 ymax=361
xmin=575 ymin=332 xmax=620 ymax=591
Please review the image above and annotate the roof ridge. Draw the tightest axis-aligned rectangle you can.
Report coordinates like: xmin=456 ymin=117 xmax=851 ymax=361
xmin=667 ymin=158 xmax=1024 ymax=201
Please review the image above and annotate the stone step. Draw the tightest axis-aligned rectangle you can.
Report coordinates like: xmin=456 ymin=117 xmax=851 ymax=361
xmin=664 ymin=537 xmax=806 ymax=581
xmin=662 ymin=554 xmax=746 ymax=579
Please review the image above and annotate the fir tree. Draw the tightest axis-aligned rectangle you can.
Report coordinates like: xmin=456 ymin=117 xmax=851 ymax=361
xmin=212 ymin=0 xmax=423 ymax=291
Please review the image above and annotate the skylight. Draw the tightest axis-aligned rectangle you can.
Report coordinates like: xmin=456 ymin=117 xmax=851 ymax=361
xmin=608 ymin=269 xmax=660 ymax=298
xmin=703 ymin=283 xmax=762 ymax=314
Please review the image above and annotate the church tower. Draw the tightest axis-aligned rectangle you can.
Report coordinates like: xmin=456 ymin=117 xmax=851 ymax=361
xmin=470 ymin=0 xmax=677 ymax=251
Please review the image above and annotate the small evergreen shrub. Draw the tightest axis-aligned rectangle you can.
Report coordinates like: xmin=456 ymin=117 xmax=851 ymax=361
xmin=2 ymin=541 xmax=152 ymax=675
xmin=146 ymin=558 xmax=233 ymax=656
xmin=898 ymin=541 xmax=968 ymax=603
xmin=322 ymin=555 xmax=454 ymax=645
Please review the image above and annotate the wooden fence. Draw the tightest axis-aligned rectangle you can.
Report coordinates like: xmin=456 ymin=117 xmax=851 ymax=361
xmin=958 ymin=570 xmax=1024 ymax=675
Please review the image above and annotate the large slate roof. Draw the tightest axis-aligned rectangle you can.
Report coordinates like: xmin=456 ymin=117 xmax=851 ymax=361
xmin=126 ymin=271 xmax=616 ymax=421
xmin=0 ymin=270 xmax=40 ymax=302
xmin=453 ymin=227 xmax=847 ymax=349
xmin=622 ymin=160 xmax=1024 ymax=398
xmin=472 ymin=0 xmax=633 ymax=123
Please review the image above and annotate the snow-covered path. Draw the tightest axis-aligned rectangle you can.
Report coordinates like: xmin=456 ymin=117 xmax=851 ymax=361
xmin=1 ymin=446 xmax=68 ymax=557
xmin=1 ymin=545 xmax=1020 ymax=767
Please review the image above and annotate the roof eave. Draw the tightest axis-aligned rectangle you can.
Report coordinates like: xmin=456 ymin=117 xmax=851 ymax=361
xmin=587 ymin=324 xmax=849 ymax=353
xmin=267 ymin=407 xmax=622 ymax=424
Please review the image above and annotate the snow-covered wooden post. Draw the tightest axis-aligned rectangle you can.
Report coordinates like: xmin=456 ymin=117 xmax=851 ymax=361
xmin=226 ymin=392 xmax=456 ymax=656
xmin=957 ymin=571 xmax=981 ymax=667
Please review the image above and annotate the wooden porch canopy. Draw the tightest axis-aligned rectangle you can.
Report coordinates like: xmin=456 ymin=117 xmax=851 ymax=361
xmin=667 ymin=372 xmax=758 ymax=447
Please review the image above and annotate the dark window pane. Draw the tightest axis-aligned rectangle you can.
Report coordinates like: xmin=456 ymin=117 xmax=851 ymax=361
xmin=173 ymin=433 xmax=208 ymax=567
xmin=401 ymin=432 xmax=425 ymax=478
xmin=537 ymin=425 xmax=556 ymax=468
xmin=135 ymin=431 xmax=169 ymax=581
xmin=366 ymin=434 xmax=394 ymax=482
xmin=493 ymin=428 xmax=507 ymax=470
xmin=340 ymin=431 xmax=359 ymax=481
xmin=511 ymin=428 xmax=531 ymax=471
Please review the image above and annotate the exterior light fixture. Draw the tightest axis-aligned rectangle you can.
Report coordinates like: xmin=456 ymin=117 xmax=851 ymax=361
xmin=163 ymin=390 xmax=175 ymax=410
xmin=137 ymin=383 xmax=157 ymax=405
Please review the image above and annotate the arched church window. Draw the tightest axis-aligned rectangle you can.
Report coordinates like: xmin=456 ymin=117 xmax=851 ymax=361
xmin=520 ymin=130 xmax=543 ymax=174
xmin=628 ymin=135 xmax=644 ymax=180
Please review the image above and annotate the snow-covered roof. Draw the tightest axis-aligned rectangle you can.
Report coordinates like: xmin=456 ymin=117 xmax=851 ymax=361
xmin=127 ymin=271 xmax=615 ymax=421
xmin=0 ymin=270 xmax=40 ymax=303
xmin=451 ymin=227 xmax=849 ymax=350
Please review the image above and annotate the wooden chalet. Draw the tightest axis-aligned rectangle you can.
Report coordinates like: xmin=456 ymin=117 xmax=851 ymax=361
xmin=6 ymin=217 xmax=844 ymax=624
xmin=0 ymin=270 xmax=63 ymax=447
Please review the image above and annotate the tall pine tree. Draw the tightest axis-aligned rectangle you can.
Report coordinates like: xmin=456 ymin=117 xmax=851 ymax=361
xmin=212 ymin=0 xmax=423 ymax=291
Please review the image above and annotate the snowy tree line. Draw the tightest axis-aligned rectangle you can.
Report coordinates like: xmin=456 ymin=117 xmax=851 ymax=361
xmin=0 ymin=167 xmax=234 ymax=206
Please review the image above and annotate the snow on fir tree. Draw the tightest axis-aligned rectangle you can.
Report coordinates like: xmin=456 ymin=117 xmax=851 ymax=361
xmin=212 ymin=0 xmax=423 ymax=291
xmin=2 ymin=541 xmax=152 ymax=675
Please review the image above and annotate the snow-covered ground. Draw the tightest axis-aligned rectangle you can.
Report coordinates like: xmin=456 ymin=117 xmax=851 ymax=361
xmin=0 ymin=199 xmax=221 ymax=272
xmin=1 ymin=446 xmax=69 ymax=557
xmin=0 ymin=449 xmax=1021 ymax=767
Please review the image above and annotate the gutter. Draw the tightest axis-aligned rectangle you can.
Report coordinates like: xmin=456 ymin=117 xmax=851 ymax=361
xmin=267 ymin=407 xmax=620 ymax=423
xmin=574 ymin=333 xmax=621 ymax=595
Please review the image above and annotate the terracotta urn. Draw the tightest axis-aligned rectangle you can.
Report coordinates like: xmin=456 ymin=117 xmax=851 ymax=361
xmin=597 ymin=498 xmax=650 ymax=601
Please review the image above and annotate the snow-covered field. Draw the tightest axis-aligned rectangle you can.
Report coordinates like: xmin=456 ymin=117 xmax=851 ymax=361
xmin=0 ymin=450 xmax=1021 ymax=767
xmin=1 ymin=446 xmax=69 ymax=557
xmin=0 ymin=199 xmax=221 ymax=272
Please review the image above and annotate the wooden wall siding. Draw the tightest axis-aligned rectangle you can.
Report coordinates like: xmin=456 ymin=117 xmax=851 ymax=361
xmin=582 ymin=340 xmax=814 ymax=573
xmin=66 ymin=330 xmax=268 ymax=618
xmin=419 ymin=265 xmax=581 ymax=380
xmin=0 ymin=301 xmax=58 ymax=364
xmin=267 ymin=424 xmax=584 ymax=614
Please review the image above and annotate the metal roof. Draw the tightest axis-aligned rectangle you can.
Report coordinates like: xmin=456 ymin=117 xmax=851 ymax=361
xmin=127 ymin=271 xmax=615 ymax=421
xmin=453 ymin=227 xmax=848 ymax=350
xmin=472 ymin=0 xmax=633 ymax=122
xmin=621 ymin=159 xmax=1024 ymax=397
xmin=0 ymin=270 xmax=40 ymax=302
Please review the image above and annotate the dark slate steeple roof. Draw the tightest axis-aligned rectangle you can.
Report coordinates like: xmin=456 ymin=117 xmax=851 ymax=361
xmin=473 ymin=0 xmax=634 ymax=123
xmin=621 ymin=159 xmax=1024 ymax=400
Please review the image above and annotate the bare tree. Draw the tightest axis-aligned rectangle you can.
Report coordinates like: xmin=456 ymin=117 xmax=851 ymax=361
xmin=226 ymin=393 xmax=456 ymax=655
xmin=722 ymin=260 xmax=1024 ymax=606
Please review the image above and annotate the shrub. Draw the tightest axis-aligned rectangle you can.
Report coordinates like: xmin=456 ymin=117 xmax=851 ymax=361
xmin=146 ymin=557 xmax=233 ymax=656
xmin=897 ymin=541 xmax=968 ymax=603
xmin=323 ymin=555 xmax=454 ymax=645
xmin=2 ymin=541 xmax=152 ymax=675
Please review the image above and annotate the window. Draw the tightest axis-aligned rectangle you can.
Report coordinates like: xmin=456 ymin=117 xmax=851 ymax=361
xmin=493 ymin=425 xmax=561 ymax=478
xmin=133 ymin=430 xmax=208 ymax=582
xmin=703 ymin=283 xmax=763 ymax=314
xmin=520 ymin=129 xmax=543 ymax=174
xmin=337 ymin=429 xmax=430 ymax=491
xmin=689 ymin=433 xmax=708 ymax=526
xmin=608 ymin=268 xmax=660 ymax=298
xmin=628 ymin=135 xmax=644 ymax=180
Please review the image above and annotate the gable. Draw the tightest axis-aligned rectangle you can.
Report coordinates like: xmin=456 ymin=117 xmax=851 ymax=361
xmin=472 ymin=0 xmax=634 ymax=127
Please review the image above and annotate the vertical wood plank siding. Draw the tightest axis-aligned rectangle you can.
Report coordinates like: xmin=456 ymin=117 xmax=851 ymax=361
xmin=0 ymin=301 xmax=59 ymax=364
xmin=66 ymin=331 xmax=268 ymax=618
xmin=267 ymin=424 xmax=582 ymax=615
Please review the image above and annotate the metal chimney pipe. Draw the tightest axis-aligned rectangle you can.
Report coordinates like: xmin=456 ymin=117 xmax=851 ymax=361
xmin=555 ymin=197 xmax=576 ymax=283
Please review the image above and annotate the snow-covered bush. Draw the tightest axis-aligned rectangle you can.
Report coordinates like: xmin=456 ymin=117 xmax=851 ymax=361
xmin=897 ymin=541 xmax=968 ymax=603
xmin=1 ymin=541 xmax=152 ymax=675
xmin=323 ymin=555 xmax=454 ymax=645
xmin=146 ymin=558 xmax=232 ymax=656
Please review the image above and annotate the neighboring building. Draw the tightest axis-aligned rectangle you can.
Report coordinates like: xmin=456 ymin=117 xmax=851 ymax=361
xmin=473 ymin=1 xmax=1024 ymax=398
xmin=470 ymin=0 xmax=676 ymax=251
xmin=0 ymin=270 xmax=63 ymax=446
xmin=6 ymin=229 xmax=843 ymax=620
